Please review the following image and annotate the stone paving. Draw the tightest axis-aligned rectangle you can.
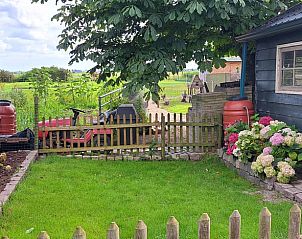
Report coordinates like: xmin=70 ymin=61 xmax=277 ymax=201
xmin=218 ymin=149 xmax=302 ymax=203
xmin=0 ymin=150 xmax=38 ymax=215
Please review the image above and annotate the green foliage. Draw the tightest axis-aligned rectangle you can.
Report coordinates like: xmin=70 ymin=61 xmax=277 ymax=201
xmin=0 ymin=70 xmax=15 ymax=82
xmin=32 ymin=0 xmax=296 ymax=98
xmin=16 ymin=66 xmax=71 ymax=82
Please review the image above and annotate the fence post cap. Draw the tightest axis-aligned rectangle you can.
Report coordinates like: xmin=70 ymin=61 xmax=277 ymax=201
xmin=260 ymin=207 xmax=271 ymax=217
xmin=290 ymin=204 xmax=301 ymax=213
xmin=108 ymin=222 xmax=119 ymax=230
xmin=72 ymin=226 xmax=86 ymax=238
xmin=230 ymin=210 xmax=241 ymax=218
xmin=167 ymin=216 xmax=179 ymax=225
xmin=199 ymin=213 xmax=210 ymax=221
xmin=1 ymin=237 xmax=10 ymax=239
xmin=37 ymin=231 xmax=50 ymax=239
xmin=136 ymin=220 xmax=147 ymax=229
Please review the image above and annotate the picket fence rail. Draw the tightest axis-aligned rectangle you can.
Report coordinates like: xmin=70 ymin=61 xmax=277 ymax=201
xmin=2 ymin=205 xmax=301 ymax=239
xmin=38 ymin=113 xmax=222 ymax=157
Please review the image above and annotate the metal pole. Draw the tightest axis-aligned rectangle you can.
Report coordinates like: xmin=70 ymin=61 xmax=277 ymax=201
xmin=240 ymin=42 xmax=248 ymax=98
xmin=98 ymin=96 xmax=102 ymax=115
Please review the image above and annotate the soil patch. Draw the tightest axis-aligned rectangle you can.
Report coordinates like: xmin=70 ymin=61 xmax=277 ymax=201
xmin=243 ymin=189 xmax=289 ymax=203
xmin=0 ymin=151 xmax=29 ymax=192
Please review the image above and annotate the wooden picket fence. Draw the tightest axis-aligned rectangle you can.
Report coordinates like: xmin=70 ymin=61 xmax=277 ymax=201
xmin=38 ymin=113 xmax=222 ymax=157
xmin=2 ymin=205 xmax=301 ymax=239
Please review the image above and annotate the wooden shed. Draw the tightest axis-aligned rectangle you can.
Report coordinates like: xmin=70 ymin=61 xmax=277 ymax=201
xmin=237 ymin=4 xmax=302 ymax=129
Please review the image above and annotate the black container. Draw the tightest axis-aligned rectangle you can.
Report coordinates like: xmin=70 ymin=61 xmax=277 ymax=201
xmin=114 ymin=104 xmax=138 ymax=145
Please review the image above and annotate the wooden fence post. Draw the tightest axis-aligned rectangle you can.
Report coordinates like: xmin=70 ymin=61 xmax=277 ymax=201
xmin=217 ymin=114 xmax=223 ymax=149
xmin=166 ymin=216 xmax=179 ymax=239
xmin=72 ymin=226 xmax=86 ymax=239
xmin=1 ymin=237 xmax=10 ymax=239
xmin=37 ymin=231 xmax=50 ymax=239
xmin=259 ymin=207 xmax=271 ymax=239
xmin=135 ymin=220 xmax=147 ymax=239
xmin=161 ymin=114 xmax=166 ymax=160
xmin=34 ymin=95 xmax=39 ymax=150
xmin=107 ymin=222 xmax=119 ymax=239
xmin=288 ymin=204 xmax=301 ymax=239
xmin=198 ymin=213 xmax=210 ymax=239
xmin=229 ymin=210 xmax=241 ymax=239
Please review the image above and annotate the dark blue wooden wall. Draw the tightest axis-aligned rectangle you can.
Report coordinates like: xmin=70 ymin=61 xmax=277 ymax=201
xmin=255 ymin=30 xmax=302 ymax=130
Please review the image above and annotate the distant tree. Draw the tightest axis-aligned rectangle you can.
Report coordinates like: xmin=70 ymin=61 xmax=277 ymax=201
xmin=17 ymin=66 xmax=71 ymax=82
xmin=32 ymin=0 xmax=300 ymax=99
xmin=0 ymin=70 xmax=15 ymax=82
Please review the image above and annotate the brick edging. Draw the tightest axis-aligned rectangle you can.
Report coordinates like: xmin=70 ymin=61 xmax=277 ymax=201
xmin=217 ymin=148 xmax=302 ymax=203
xmin=0 ymin=150 xmax=38 ymax=215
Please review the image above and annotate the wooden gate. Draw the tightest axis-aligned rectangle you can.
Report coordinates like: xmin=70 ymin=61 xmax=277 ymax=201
xmin=38 ymin=113 xmax=222 ymax=157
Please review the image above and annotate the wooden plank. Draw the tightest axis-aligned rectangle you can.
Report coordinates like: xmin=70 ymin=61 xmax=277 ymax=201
xmin=49 ymin=116 xmax=53 ymax=149
xmin=39 ymin=144 xmax=154 ymax=154
xmin=155 ymin=113 xmax=159 ymax=151
xmin=39 ymin=123 xmax=160 ymax=131
xmin=166 ymin=217 xmax=179 ymax=239
xmin=288 ymin=204 xmax=301 ymax=239
xmin=192 ymin=113 xmax=196 ymax=152
xmin=135 ymin=221 xmax=147 ymax=239
xmin=73 ymin=226 xmax=86 ymax=239
xmin=56 ymin=117 xmax=60 ymax=149
xmin=136 ymin=114 xmax=139 ymax=152
xmin=97 ymin=114 xmax=101 ymax=148
xmin=42 ymin=117 xmax=46 ymax=149
xmin=63 ymin=117 xmax=67 ymax=149
xmin=167 ymin=113 xmax=171 ymax=152
xmin=259 ymin=207 xmax=271 ymax=239
xmin=186 ymin=114 xmax=189 ymax=152
xmin=123 ymin=114 xmax=126 ymax=149
xmin=104 ymin=115 xmax=107 ymax=147
xmin=83 ymin=116 xmax=87 ymax=148
xmin=70 ymin=116 xmax=73 ymax=149
xmin=198 ymin=213 xmax=210 ymax=239
xmin=110 ymin=115 xmax=114 ymax=147
xmin=161 ymin=114 xmax=165 ymax=160
xmin=107 ymin=222 xmax=119 ymax=239
xmin=229 ymin=210 xmax=241 ymax=239
xmin=149 ymin=113 xmax=152 ymax=142
xmin=174 ymin=113 xmax=177 ymax=153
xmin=210 ymin=115 xmax=215 ymax=153
xmin=142 ymin=116 xmax=146 ymax=153
xmin=90 ymin=115 xmax=94 ymax=148
xmin=129 ymin=114 xmax=133 ymax=153
xmin=179 ymin=113 xmax=183 ymax=152
xmin=117 ymin=115 xmax=120 ymax=154
xmin=204 ymin=114 xmax=209 ymax=153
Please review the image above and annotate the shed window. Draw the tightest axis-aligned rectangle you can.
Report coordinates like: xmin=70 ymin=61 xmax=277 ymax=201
xmin=276 ymin=42 xmax=302 ymax=94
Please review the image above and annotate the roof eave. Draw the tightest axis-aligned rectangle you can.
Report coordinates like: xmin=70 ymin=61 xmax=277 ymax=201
xmin=236 ymin=19 xmax=302 ymax=42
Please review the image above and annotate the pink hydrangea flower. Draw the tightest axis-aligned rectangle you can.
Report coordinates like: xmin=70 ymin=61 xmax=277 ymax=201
xmin=226 ymin=144 xmax=236 ymax=155
xmin=263 ymin=147 xmax=273 ymax=155
xmin=270 ymin=133 xmax=284 ymax=146
xmin=228 ymin=133 xmax=239 ymax=143
xmin=259 ymin=116 xmax=273 ymax=126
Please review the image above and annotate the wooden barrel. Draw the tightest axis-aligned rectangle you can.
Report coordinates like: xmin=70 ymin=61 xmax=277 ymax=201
xmin=223 ymin=100 xmax=254 ymax=128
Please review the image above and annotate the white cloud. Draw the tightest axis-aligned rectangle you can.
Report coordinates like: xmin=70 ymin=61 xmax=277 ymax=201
xmin=0 ymin=0 xmax=93 ymax=71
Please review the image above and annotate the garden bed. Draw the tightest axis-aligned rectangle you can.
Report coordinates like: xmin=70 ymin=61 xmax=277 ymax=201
xmin=0 ymin=151 xmax=30 ymax=192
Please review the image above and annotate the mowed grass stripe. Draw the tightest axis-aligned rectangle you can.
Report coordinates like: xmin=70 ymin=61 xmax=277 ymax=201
xmin=0 ymin=156 xmax=291 ymax=239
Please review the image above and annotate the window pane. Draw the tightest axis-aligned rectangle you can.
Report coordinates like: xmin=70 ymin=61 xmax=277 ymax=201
xmin=282 ymin=51 xmax=294 ymax=68
xmin=282 ymin=69 xmax=293 ymax=86
xmin=294 ymin=69 xmax=302 ymax=86
xmin=295 ymin=50 xmax=302 ymax=67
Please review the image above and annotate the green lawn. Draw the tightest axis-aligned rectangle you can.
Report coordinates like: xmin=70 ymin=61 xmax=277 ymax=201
xmin=0 ymin=156 xmax=292 ymax=239
xmin=159 ymin=80 xmax=191 ymax=114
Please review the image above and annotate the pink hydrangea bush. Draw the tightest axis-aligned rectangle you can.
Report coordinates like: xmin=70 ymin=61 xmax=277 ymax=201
xmin=225 ymin=115 xmax=301 ymax=183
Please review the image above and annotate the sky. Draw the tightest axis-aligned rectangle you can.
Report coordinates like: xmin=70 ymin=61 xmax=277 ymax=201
xmin=0 ymin=0 xmax=198 ymax=72
xmin=0 ymin=0 xmax=94 ymax=72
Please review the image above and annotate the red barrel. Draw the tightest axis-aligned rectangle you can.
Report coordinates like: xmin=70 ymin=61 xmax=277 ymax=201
xmin=223 ymin=100 xmax=254 ymax=128
xmin=0 ymin=100 xmax=16 ymax=135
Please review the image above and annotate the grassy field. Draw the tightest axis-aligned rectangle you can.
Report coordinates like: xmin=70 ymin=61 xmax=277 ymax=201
xmin=0 ymin=156 xmax=292 ymax=239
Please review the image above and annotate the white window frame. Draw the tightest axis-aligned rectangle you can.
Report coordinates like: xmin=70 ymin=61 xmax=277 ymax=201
xmin=275 ymin=41 xmax=302 ymax=95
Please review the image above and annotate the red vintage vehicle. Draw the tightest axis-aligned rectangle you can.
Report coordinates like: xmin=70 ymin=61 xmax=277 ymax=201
xmin=38 ymin=108 xmax=114 ymax=147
